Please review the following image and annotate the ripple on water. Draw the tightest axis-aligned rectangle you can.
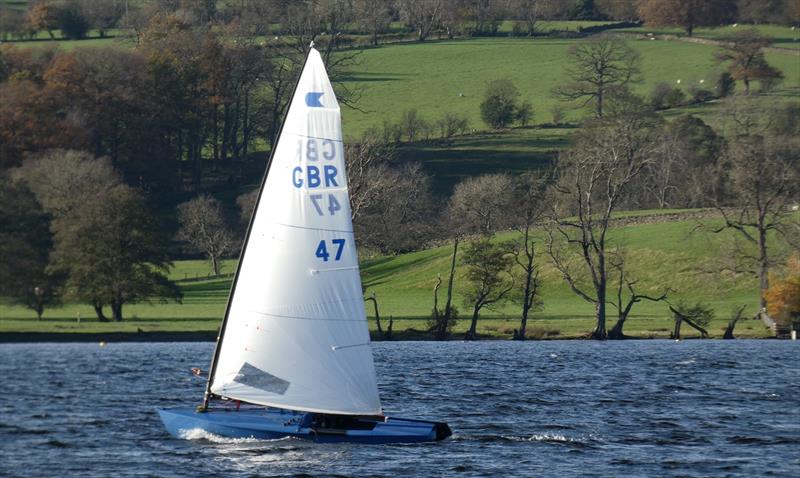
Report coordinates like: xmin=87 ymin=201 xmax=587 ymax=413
xmin=0 ymin=340 xmax=798 ymax=478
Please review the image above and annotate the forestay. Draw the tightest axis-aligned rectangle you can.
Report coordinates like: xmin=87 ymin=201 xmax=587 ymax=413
xmin=209 ymin=48 xmax=382 ymax=416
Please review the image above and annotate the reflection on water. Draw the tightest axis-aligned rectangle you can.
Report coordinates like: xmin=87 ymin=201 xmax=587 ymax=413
xmin=0 ymin=340 xmax=798 ymax=477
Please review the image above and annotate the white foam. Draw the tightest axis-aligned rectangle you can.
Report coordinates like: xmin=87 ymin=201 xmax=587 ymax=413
xmin=177 ymin=428 xmax=290 ymax=444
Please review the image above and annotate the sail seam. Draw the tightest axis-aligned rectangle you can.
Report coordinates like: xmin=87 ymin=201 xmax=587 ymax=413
xmin=249 ymin=310 xmax=367 ymax=322
xmin=282 ymin=131 xmax=344 ymax=142
xmin=275 ymin=222 xmax=354 ymax=234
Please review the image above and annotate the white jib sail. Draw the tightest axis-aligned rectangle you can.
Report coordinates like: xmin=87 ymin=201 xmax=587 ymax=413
xmin=210 ymin=48 xmax=382 ymax=416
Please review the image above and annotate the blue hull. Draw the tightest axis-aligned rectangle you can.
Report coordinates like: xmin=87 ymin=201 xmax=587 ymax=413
xmin=158 ymin=407 xmax=451 ymax=444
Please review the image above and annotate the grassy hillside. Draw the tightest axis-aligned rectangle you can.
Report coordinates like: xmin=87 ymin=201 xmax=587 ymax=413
xmin=339 ymin=36 xmax=799 ymax=136
xmin=0 ymin=212 xmax=781 ymax=339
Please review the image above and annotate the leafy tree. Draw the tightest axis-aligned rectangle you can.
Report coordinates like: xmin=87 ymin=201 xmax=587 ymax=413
xmin=516 ymin=100 xmax=534 ymax=126
xmin=553 ymin=35 xmax=641 ymax=118
xmin=669 ymin=301 xmax=714 ymax=339
xmin=58 ymin=1 xmax=89 ymax=40
xmin=26 ymin=1 xmax=62 ymax=40
xmin=637 ymin=0 xmax=737 ymax=37
xmin=714 ymin=71 xmax=736 ymax=98
xmin=462 ymin=238 xmax=515 ymax=340
xmin=0 ymin=176 xmax=61 ymax=319
xmin=177 ymin=195 xmax=237 ymax=276
xmin=50 ymin=184 xmax=181 ymax=321
xmin=764 ymin=254 xmax=800 ymax=330
xmin=480 ymin=78 xmax=520 ymax=129
xmin=432 ymin=174 xmax=514 ymax=340
xmin=715 ymin=29 xmax=784 ymax=95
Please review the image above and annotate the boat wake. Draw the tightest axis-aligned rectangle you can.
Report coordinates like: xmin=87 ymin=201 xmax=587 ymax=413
xmin=178 ymin=428 xmax=292 ymax=444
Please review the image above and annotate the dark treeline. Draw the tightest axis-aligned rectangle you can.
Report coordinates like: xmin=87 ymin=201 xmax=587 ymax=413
xmin=1 ymin=1 xmax=798 ymax=44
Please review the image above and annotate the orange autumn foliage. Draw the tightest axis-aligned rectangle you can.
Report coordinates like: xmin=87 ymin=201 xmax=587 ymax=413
xmin=764 ymin=253 xmax=800 ymax=326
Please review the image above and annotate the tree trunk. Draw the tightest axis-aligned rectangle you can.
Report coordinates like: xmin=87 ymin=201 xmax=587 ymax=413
xmin=94 ymin=302 xmax=108 ymax=322
xmin=723 ymin=307 xmax=748 ymax=340
xmin=758 ymin=227 xmax=768 ymax=310
xmin=441 ymin=238 xmax=459 ymax=339
xmin=111 ymin=300 xmax=123 ymax=322
xmin=211 ymin=254 xmax=220 ymax=276
xmin=672 ymin=311 xmax=683 ymax=339
xmin=608 ymin=315 xmax=627 ymax=339
xmin=366 ymin=296 xmax=382 ymax=336
xmin=591 ymin=300 xmax=607 ymax=339
xmin=683 ymin=316 xmax=708 ymax=338
xmin=517 ymin=249 xmax=534 ymax=341
xmin=465 ymin=305 xmax=480 ymax=341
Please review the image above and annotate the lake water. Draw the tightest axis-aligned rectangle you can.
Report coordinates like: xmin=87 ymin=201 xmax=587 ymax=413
xmin=0 ymin=341 xmax=798 ymax=477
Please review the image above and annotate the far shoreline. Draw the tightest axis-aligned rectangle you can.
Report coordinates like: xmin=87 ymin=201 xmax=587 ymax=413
xmin=0 ymin=331 xmax=778 ymax=343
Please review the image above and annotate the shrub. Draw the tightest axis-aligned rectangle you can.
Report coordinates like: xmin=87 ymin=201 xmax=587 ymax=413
xmin=649 ymin=82 xmax=673 ymax=109
xmin=688 ymin=85 xmax=715 ymax=103
xmin=664 ymin=87 xmax=687 ymax=108
xmin=550 ymin=105 xmax=564 ymax=125
xmin=480 ymin=78 xmax=519 ymax=129
xmin=516 ymin=100 xmax=534 ymax=126
xmin=715 ymin=71 xmax=735 ymax=97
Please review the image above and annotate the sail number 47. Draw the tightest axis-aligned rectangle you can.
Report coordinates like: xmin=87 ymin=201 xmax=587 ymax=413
xmin=309 ymin=193 xmax=341 ymax=216
xmin=315 ymin=239 xmax=345 ymax=262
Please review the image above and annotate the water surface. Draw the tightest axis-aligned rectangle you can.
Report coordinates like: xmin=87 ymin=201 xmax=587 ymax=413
xmin=1 ymin=341 xmax=798 ymax=477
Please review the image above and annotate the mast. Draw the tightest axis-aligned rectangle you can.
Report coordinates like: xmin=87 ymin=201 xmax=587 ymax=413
xmin=201 ymin=47 xmax=314 ymax=411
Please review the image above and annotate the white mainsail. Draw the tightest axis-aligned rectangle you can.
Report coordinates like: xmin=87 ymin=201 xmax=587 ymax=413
xmin=209 ymin=48 xmax=382 ymax=415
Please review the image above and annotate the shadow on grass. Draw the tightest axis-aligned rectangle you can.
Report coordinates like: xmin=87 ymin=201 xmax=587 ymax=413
xmin=362 ymin=253 xmax=444 ymax=287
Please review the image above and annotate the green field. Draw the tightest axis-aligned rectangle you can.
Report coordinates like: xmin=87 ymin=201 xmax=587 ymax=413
xmin=339 ymin=36 xmax=799 ymax=137
xmin=0 ymin=213 xmax=779 ymax=339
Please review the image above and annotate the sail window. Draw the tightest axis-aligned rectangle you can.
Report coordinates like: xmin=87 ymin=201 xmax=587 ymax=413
xmin=233 ymin=362 xmax=290 ymax=395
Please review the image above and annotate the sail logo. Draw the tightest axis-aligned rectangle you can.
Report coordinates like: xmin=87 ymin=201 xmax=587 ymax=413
xmin=305 ymin=92 xmax=324 ymax=107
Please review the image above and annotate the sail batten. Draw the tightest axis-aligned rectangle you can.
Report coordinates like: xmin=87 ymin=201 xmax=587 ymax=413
xmin=208 ymin=48 xmax=382 ymax=416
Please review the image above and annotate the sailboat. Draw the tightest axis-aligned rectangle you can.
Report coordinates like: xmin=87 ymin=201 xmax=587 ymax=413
xmin=158 ymin=47 xmax=451 ymax=444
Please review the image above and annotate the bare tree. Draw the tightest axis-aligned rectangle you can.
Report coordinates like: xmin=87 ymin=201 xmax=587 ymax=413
xmin=177 ymin=195 xmax=236 ymax=276
xmin=553 ymin=35 xmax=641 ymax=118
xmin=507 ymin=172 xmax=548 ymax=340
xmin=710 ymin=134 xmax=800 ymax=310
xmin=398 ymin=0 xmax=443 ymax=41
xmin=354 ymin=0 xmax=391 ymax=45
xmin=607 ymin=252 xmax=670 ymax=339
xmin=722 ymin=305 xmax=749 ymax=339
xmin=546 ymin=104 xmax=661 ymax=339
xmin=508 ymin=0 xmax=555 ymax=36
xmin=355 ymin=162 xmax=435 ymax=254
xmin=11 ymin=149 xmax=121 ymax=223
